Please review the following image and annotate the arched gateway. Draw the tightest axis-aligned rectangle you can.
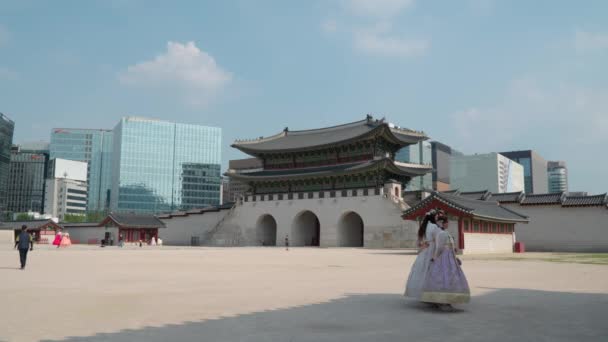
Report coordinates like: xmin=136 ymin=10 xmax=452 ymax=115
xmin=226 ymin=115 xmax=434 ymax=247
xmin=256 ymin=214 xmax=277 ymax=246
xmin=292 ymin=211 xmax=320 ymax=246
xmin=338 ymin=211 xmax=364 ymax=247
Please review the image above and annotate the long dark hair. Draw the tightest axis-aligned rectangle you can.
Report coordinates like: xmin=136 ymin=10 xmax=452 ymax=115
xmin=418 ymin=213 xmax=437 ymax=239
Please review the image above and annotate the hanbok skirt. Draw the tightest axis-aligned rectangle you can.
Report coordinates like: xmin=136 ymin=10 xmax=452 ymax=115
xmin=60 ymin=236 xmax=72 ymax=247
xmin=52 ymin=235 xmax=62 ymax=246
xmin=404 ymin=246 xmax=433 ymax=299
xmin=420 ymin=249 xmax=470 ymax=304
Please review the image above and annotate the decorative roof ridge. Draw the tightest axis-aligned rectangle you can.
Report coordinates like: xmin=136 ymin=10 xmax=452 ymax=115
xmin=233 ymin=117 xmax=372 ymax=145
xmin=563 ymin=192 xmax=607 ymax=199
xmin=388 ymin=126 xmax=427 ymax=137
xmin=286 ymin=117 xmax=371 ymax=135
xmin=233 ymin=131 xmax=287 ymax=145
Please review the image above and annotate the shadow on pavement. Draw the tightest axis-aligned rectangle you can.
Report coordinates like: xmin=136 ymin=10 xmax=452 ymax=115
xmin=43 ymin=289 xmax=608 ymax=342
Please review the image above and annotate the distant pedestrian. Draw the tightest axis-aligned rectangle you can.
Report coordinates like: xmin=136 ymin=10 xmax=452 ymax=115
xmin=118 ymin=234 xmax=124 ymax=247
xmin=52 ymin=230 xmax=62 ymax=248
xmin=285 ymin=234 xmax=289 ymax=251
xmin=14 ymin=225 xmax=34 ymax=270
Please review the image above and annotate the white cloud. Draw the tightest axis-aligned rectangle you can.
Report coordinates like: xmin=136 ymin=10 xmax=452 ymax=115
xmin=119 ymin=41 xmax=232 ymax=105
xmin=327 ymin=1 xmax=426 ymax=58
xmin=353 ymin=24 xmax=428 ymax=57
xmin=450 ymin=77 xmax=608 ymax=153
xmin=344 ymin=0 xmax=414 ymax=18
xmin=575 ymin=29 xmax=608 ymax=53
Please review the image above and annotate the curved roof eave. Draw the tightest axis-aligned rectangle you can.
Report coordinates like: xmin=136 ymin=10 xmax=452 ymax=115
xmin=231 ymin=119 xmax=428 ymax=155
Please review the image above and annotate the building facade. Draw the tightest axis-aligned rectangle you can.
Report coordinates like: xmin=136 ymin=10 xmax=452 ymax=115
xmin=111 ymin=117 xmax=222 ymax=214
xmin=6 ymin=144 xmax=49 ymax=214
xmin=0 ymin=113 xmax=15 ymax=215
xmin=547 ymin=160 xmax=568 ymax=193
xmin=499 ymin=150 xmax=548 ymax=194
xmin=50 ymin=128 xmax=113 ymax=211
xmin=44 ymin=158 xmax=88 ymax=220
xmin=430 ymin=141 xmax=454 ymax=191
xmin=450 ymin=153 xmax=524 ymax=193
xmin=396 ymin=141 xmax=432 ymax=191
xmin=211 ymin=116 xmax=433 ymax=248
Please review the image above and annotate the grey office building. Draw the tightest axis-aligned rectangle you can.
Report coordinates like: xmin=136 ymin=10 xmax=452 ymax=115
xmin=6 ymin=143 xmax=49 ymax=214
xmin=499 ymin=150 xmax=548 ymax=194
xmin=0 ymin=113 xmax=15 ymax=215
xmin=430 ymin=141 xmax=456 ymax=191
xmin=547 ymin=160 xmax=568 ymax=193
xmin=396 ymin=141 xmax=432 ymax=191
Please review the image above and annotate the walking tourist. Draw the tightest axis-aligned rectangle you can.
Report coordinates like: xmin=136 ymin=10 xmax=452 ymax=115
xmin=14 ymin=225 xmax=34 ymax=270
xmin=52 ymin=230 xmax=62 ymax=248
xmin=118 ymin=234 xmax=124 ymax=247
xmin=285 ymin=234 xmax=289 ymax=251
xmin=404 ymin=209 xmax=442 ymax=299
xmin=420 ymin=215 xmax=470 ymax=311
xmin=59 ymin=232 xmax=72 ymax=247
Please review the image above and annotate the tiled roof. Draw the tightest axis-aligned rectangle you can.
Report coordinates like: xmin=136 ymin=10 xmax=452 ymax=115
xmin=232 ymin=116 xmax=427 ymax=153
xmin=402 ymin=192 xmax=529 ymax=223
xmin=225 ymin=158 xmax=432 ymax=181
xmin=520 ymin=193 xmax=563 ymax=205
xmin=562 ymin=193 xmax=608 ymax=207
xmin=104 ymin=213 xmax=166 ymax=228
xmin=459 ymin=190 xmax=491 ymax=200
xmin=487 ymin=191 xmax=524 ymax=203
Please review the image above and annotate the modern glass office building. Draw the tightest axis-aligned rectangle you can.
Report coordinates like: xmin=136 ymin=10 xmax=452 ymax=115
xmin=0 ymin=113 xmax=15 ymax=215
xmin=396 ymin=141 xmax=432 ymax=191
xmin=49 ymin=128 xmax=113 ymax=211
xmin=111 ymin=117 xmax=221 ymax=214
xmin=547 ymin=160 xmax=568 ymax=193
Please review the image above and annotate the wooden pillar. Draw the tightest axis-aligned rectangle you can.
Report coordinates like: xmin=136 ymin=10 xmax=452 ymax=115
xmin=458 ymin=217 xmax=465 ymax=250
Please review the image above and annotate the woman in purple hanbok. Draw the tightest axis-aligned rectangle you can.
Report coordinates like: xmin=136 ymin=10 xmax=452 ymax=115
xmin=404 ymin=209 xmax=442 ymax=299
xmin=421 ymin=216 xmax=470 ymax=310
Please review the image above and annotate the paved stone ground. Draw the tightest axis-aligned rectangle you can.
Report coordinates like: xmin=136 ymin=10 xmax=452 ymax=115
xmin=0 ymin=245 xmax=606 ymax=342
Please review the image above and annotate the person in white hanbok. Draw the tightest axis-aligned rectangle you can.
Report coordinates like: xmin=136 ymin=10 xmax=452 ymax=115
xmin=404 ymin=209 xmax=442 ymax=299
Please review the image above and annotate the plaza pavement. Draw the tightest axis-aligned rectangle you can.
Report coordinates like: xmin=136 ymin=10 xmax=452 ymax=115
xmin=0 ymin=245 xmax=606 ymax=342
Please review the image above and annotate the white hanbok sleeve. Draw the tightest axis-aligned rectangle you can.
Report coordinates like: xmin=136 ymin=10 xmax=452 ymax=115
xmin=433 ymin=231 xmax=449 ymax=259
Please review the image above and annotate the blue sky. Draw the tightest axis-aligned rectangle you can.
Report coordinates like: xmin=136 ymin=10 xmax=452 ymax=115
xmin=1 ymin=0 xmax=607 ymax=192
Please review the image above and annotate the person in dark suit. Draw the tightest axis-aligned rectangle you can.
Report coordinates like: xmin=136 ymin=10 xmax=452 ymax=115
xmin=14 ymin=225 xmax=34 ymax=270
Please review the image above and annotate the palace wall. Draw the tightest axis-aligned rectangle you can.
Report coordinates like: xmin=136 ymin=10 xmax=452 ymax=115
xmin=502 ymin=204 xmax=608 ymax=252
xmin=160 ymin=189 xmax=420 ymax=248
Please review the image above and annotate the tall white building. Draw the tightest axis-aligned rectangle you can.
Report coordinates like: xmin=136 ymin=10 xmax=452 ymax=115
xmin=450 ymin=153 xmax=524 ymax=193
xmin=44 ymin=158 xmax=88 ymax=220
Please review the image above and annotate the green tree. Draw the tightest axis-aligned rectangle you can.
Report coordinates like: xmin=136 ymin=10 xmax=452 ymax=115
xmin=62 ymin=214 xmax=86 ymax=223
xmin=15 ymin=213 xmax=34 ymax=221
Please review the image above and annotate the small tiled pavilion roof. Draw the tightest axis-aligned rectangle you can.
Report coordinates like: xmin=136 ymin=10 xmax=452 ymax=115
xmin=100 ymin=213 xmax=166 ymax=229
xmin=487 ymin=191 xmax=525 ymax=203
xmin=156 ymin=203 xmax=235 ymax=219
xmin=402 ymin=192 xmax=529 ymax=223
xmin=232 ymin=116 xmax=427 ymax=154
xmin=0 ymin=219 xmax=62 ymax=231
xmin=459 ymin=190 xmax=492 ymax=201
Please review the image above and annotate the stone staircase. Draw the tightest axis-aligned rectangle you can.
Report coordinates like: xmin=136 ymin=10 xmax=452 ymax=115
xmin=200 ymin=202 xmax=240 ymax=246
